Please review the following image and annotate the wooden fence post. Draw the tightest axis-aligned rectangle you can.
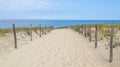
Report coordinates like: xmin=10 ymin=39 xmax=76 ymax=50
xmin=82 ymin=25 xmax=83 ymax=35
xmin=89 ymin=24 xmax=91 ymax=42
xmin=39 ymin=24 xmax=41 ymax=37
xmin=79 ymin=25 xmax=81 ymax=33
xmin=95 ymin=24 xmax=98 ymax=48
xmin=48 ymin=25 xmax=51 ymax=32
xmin=84 ymin=25 xmax=86 ymax=37
xmin=109 ymin=24 xmax=114 ymax=62
xmin=30 ymin=24 xmax=32 ymax=41
xmin=13 ymin=24 xmax=17 ymax=49
xmin=84 ymin=25 xmax=85 ymax=36
xmin=45 ymin=25 xmax=47 ymax=34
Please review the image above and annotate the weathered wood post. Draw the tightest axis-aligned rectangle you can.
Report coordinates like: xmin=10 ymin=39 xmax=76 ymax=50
xmin=30 ymin=24 xmax=32 ymax=41
xmin=95 ymin=24 xmax=98 ymax=48
xmin=45 ymin=25 xmax=47 ymax=34
xmin=39 ymin=24 xmax=41 ymax=37
xmin=83 ymin=25 xmax=84 ymax=35
xmin=109 ymin=24 xmax=114 ymax=62
xmin=89 ymin=24 xmax=92 ymax=42
xmin=79 ymin=25 xmax=81 ymax=33
xmin=49 ymin=25 xmax=52 ymax=32
xmin=82 ymin=25 xmax=84 ymax=35
xmin=13 ymin=23 xmax=17 ymax=49
xmin=84 ymin=25 xmax=86 ymax=37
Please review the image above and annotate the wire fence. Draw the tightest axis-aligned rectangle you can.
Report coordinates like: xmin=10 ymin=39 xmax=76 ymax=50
xmin=0 ymin=23 xmax=53 ymax=56
xmin=0 ymin=22 xmax=120 ymax=66
xmin=63 ymin=23 xmax=120 ymax=66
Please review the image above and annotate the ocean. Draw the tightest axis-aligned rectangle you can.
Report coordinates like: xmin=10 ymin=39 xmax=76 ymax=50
xmin=0 ymin=20 xmax=120 ymax=28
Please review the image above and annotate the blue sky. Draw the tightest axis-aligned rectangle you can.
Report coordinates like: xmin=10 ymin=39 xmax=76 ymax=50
xmin=0 ymin=0 xmax=120 ymax=20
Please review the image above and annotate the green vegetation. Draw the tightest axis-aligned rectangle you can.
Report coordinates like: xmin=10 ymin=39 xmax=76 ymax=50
xmin=0 ymin=28 xmax=13 ymax=36
xmin=60 ymin=23 xmax=120 ymax=37
xmin=113 ymin=41 xmax=120 ymax=48
xmin=0 ymin=26 xmax=53 ymax=37
xmin=59 ymin=23 xmax=120 ymax=48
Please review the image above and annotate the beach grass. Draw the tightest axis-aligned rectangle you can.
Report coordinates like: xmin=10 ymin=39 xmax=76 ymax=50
xmin=0 ymin=26 xmax=53 ymax=37
xmin=60 ymin=23 xmax=120 ymax=36
xmin=59 ymin=23 xmax=120 ymax=48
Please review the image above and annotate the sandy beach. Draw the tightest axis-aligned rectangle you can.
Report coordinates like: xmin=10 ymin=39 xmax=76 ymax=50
xmin=0 ymin=0 xmax=120 ymax=66
xmin=0 ymin=29 xmax=120 ymax=67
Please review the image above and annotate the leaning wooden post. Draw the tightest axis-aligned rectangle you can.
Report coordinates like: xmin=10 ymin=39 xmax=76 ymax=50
xmin=30 ymin=24 xmax=32 ymax=41
xmin=39 ymin=24 xmax=41 ymax=37
xmin=45 ymin=25 xmax=47 ymax=34
xmin=79 ymin=25 xmax=81 ymax=34
xmin=95 ymin=24 xmax=98 ymax=48
xmin=48 ymin=26 xmax=51 ymax=33
xmin=109 ymin=24 xmax=114 ymax=62
xmin=79 ymin=25 xmax=81 ymax=33
xmin=82 ymin=25 xmax=84 ymax=35
xmin=84 ymin=25 xmax=85 ymax=36
xmin=13 ymin=23 xmax=17 ymax=49
xmin=84 ymin=25 xmax=86 ymax=37
xmin=89 ymin=24 xmax=92 ymax=42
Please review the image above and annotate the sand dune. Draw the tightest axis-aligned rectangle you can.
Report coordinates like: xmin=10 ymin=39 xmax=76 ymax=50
xmin=0 ymin=29 xmax=120 ymax=67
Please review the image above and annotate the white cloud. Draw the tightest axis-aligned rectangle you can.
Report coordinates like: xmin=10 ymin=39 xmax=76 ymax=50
xmin=0 ymin=0 xmax=51 ymax=11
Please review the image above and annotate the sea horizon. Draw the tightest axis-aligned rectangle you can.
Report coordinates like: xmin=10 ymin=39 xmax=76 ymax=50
xmin=0 ymin=20 xmax=120 ymax=28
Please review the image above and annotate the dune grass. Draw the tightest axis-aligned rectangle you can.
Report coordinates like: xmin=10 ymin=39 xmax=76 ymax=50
xmin=60 ymin=23 xmax=120 ymax=37
xmin=59 ymin=23 xmax=120 ymax=48
xmin=0 ymin=26 xmax=53 ymax=37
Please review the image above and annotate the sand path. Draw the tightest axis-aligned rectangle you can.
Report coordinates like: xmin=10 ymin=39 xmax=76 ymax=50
xmin=0 ymin=29 xmax=116 ymax=67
